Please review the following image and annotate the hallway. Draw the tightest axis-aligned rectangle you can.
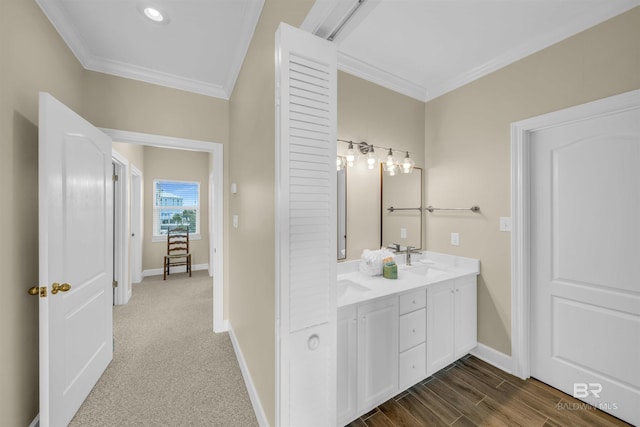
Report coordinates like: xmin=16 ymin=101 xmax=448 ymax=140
xmin=70 ymin=272 xmax=257 ymax=426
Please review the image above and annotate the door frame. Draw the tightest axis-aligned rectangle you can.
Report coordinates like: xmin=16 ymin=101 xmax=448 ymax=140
xmin=101 ymin=128 xmax=227 ymax=333
xmin=130 ymin=165 xmax=143 ymax=285
xmin=112 ymin=150 xmax=131 ymax=305
xmin=510 ymin=89 xmax=640 ymax=379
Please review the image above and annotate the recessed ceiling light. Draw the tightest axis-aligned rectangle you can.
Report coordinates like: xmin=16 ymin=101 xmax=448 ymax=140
xmin=144 ymin=7 xmax=164 ymax=22
xmin=136 ymin=2 xmax=170 ymax=24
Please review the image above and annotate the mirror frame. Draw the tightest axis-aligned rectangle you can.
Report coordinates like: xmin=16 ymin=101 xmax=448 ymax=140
xmin=379 ymin=166 xmax=423 ymax=250
xmin=337 ymin=166 xmax=347 ymax=260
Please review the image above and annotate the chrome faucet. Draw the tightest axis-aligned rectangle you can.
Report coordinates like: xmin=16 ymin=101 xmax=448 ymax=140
xmin=405 ymin=246 xmax=421 ymax=266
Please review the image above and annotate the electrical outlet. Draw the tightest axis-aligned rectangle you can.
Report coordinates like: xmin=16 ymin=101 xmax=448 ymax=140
xmin=233 ymin=215 xmax=239 ymax=229
xmin=499 ymin=217 xmax=512 ymax=232
xmin=451 ymin=232 xmax=460 ymax=246
xmin=400 ymin=228 xmax=407 ymax=239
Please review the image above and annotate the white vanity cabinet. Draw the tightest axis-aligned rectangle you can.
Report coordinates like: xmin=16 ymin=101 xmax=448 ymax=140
xmin=426 ymin=275 xmax=477 ymax=375
xmin=398 ymin=289 xmax=427 ymax=390
xmin=357 ymin=296 xmax=399 ymax=412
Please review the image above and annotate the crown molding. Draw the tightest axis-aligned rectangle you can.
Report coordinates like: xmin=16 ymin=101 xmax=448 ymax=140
xmin=338 ymin=52 xmax=427 ymax=102
xmin=84 ymin=55 xmax=229 ymax=99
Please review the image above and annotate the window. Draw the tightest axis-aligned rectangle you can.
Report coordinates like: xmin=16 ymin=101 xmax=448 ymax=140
xmin=153 ymin=180 xmax=200 ymax=239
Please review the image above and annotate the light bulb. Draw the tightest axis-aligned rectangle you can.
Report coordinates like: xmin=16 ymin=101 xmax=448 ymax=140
xmin=401 ymin=152 xmax=415 ymax=173
xmin=336 ymin=156 xmax=346 ymax=171
xmin=346 ymin=142 xmax=356 ymax=167
xmin=366 ymin=146 xmax=376 ymax=170
xmin=385 ymin=148 xmax=394 ymax=168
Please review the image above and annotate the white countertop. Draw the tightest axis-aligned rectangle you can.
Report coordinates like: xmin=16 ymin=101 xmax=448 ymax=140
xmin=337 ymin=251 xmax=480 ymax=307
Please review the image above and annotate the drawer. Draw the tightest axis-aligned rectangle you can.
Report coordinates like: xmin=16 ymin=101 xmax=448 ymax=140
xmin=399 ymin=289 xmax=426 ymax=315
xmin=399 ymin=343 xmax=426 ymax=389
xmin=399 ymin=308 xmax=426 ymax=352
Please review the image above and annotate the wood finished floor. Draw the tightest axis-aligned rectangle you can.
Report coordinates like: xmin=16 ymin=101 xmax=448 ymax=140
xmin=346 ymin=355 xmax=632 ymax=427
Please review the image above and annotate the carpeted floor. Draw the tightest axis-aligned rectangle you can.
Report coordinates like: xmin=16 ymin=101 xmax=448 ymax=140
xmin=69 ymin=271 xmax=258 ymax=427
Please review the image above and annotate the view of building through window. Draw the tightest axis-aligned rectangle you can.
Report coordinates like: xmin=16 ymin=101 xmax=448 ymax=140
xmin=153 ymin=180 xmax=200 ymax=236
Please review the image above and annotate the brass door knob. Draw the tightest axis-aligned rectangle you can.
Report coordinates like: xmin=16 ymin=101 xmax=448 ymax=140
xmin=28 ymin=287 xmax=39 ymax=296
xmin=51 ymin=283 xmax=71 ymax=294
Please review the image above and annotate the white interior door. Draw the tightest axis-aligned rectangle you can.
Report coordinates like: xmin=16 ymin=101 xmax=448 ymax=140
xmin=530 ymin=101 xmax=640 ymax=425
xmin=275 ymin=23 xmax=337 ymax=426
xmin=38 ymin=92 xmax=113 ymax=427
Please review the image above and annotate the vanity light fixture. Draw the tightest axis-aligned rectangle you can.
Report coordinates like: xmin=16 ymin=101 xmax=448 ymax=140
xmin=337 ymin=139 xmax=415 ymax=176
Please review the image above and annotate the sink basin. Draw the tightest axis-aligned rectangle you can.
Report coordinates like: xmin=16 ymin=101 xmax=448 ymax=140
xmin=402 ymin=264 xmax=448 ymax=280
xmin=337 ymin=280 xmax=370 ymax=298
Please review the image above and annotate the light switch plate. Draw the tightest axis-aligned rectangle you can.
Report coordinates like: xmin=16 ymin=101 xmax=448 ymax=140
xmin=400 ymin=228 xmax=407 ymax=239
xmin=499 ymin=217 xmax=512 ymax=232
xmin=233 ymin=215 xmax=239 ymax=229
xmin=231 ymin=183 xmax=237 ymax=194
xmin=451 ymin=232 xmax=460 ymax=246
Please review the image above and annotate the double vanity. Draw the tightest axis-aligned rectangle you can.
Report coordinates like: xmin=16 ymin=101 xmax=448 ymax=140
xmin=336 ymin=251 xmax=480 ymax=426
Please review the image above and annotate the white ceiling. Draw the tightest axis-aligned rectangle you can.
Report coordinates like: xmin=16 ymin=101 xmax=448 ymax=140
xmin=305 ymin=0 xmax=640 ymax=101
xmin=36 ymin=0 xmax=265 ymax=99
xmin=38 ymin=0 xmax=638 ymax=102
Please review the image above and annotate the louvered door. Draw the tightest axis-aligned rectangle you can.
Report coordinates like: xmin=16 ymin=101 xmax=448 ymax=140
xmin=275 ymin=23 xmax=337 ymax=427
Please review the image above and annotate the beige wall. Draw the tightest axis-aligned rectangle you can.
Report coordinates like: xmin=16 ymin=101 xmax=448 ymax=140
xmin=0 ymin=0 xmax=86 ymax=424
xmin=227 ymin=0 xmax=315 ymax=424
xmin=338 ymin=72 xmax=425 ymax=260
xmin=113 ymin=141 xmax=145 ymax=173
xmin=142 ymin=146 xmax=210 ymax=270
xmin=424 ymin=7 xmax=640 ymax=356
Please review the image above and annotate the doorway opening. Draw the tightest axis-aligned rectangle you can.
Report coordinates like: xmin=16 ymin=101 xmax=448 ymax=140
xmin=106 ymin=128 xmax=225 ymax=333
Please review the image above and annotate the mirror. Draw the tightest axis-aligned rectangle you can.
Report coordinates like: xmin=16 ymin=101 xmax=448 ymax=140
xmin=337 ymin=167 xmax=347 ymax=259
xmin=380 ymin=167 xmax=422 ymax=250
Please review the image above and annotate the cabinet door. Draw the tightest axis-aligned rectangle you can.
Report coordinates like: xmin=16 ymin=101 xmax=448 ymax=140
xmin=337 ymin=306 xmax=358 ymax=425
xmin=357 ymin=297 xmax=399 ymax=412
xmin=426 ymin=281 xmax=455 ymax=375
xmin=454 ymin=276 xmax=477 ymax=358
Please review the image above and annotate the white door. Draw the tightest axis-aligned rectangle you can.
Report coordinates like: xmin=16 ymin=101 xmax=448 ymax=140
xmin=531 ymin=100 xmax=640 ymax=425
xmin=275 ymin=23 xmax=337 ymax=426
xmin=38 ymin=92 xmax=113 ymax=427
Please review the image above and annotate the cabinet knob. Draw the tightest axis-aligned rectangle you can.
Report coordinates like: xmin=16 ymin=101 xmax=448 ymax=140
xmin=308 ymin=334 xmax=320 ymax=351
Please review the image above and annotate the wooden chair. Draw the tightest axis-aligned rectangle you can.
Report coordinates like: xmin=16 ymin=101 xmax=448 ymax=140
xmin=163 ymin=227 xmax=192 ymax=280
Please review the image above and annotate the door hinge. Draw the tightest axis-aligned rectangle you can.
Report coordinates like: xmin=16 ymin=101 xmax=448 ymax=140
xmin=113 ymin=280 xmax=118 ymax=288
xmin=112 ymin=174 xmax=119 ymax=182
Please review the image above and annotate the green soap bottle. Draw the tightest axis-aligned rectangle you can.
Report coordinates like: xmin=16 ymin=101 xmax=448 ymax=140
xmin=383 ymin=261 xmax=398 ymax=279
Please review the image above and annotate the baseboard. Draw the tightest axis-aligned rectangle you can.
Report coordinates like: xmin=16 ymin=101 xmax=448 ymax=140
xmin=228 ymin=324 xmax=270 ymax=427
xmin=142 ymin=263 xmax=208 ymax=278
xmin=470 ymin=343 xmax=513 ymax=375
xmin=29 ymin=414 xmax=39 ymax=427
